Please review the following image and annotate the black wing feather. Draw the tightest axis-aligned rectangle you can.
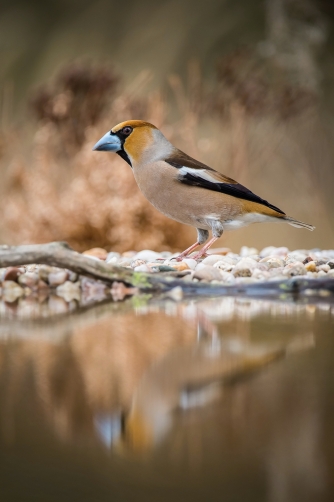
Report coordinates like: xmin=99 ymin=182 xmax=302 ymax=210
xmin=175 ymin=169 xmax=285 ymax=215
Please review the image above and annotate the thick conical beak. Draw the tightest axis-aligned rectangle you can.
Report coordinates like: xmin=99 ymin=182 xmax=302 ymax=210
xmin=92 ymin=132 xmax=122 ymax=152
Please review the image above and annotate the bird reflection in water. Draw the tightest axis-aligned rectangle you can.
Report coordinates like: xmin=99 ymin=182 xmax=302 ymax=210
xmin=0 ymin=297 xmax=316 ymax=455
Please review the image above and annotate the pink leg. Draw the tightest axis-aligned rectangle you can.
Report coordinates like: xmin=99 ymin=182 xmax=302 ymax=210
xmin=191 ymin=236 xmax=219 ymax=261
xmin=175 ymin=241 xmax=201 ymax=261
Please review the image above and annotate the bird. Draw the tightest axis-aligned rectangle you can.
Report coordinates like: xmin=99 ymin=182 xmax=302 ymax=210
xmin=93 ymin=120 xmax=315 ymax=260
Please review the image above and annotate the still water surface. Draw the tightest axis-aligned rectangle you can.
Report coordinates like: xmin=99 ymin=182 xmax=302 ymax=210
xmin=0 ymin=295 xmax=333 ymax=502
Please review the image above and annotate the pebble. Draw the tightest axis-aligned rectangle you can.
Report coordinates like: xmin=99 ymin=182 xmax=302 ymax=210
xmin=283 ymin=262 xmax=307 ymax=277
xmin=118 ymin=257 xmax=133 ymax=267
xmin=2 ymin=281 xmax=24 ymax=302
xmin=285 ymin=252 xmax=308 ymax=264
xmin=318 ymin=264 xmax=330 ymax=273
xmin=3 ymin=267 xmax=22 ymax=282
xmin=106 ymin=252 xmax=121 ymax=263
xmin=240 ymin=246 xmax=259 ymax=257
xmin=233 ymin=258 xmax=258 ymax=277
xmin=202 ymin=255 xmax=228 ymax=266
xmin=48 ymin=270 xmax=69 ymax=287
xmin=165 ymin=286 xmax=184 ymax=301
xmin=131 ymin=259 xmax=147 ymax=268
xmin=305 ymin=261 xmax=317 ymax=272
xmin=134 ymin=264 xmax=151 ymax=273
xmin=67 ymin=270 xmax=78 ymax=282
xmin=56 ymin=281 xmax=81 ymax=302
xmin=219 ymin=271 xmax=236 ymax=284
xmin=252 ymin=269 xmax=270 ymax=280
xmin=260 ymin=246 xmax=289 ymax=258
xmin=18 ymin=272 xmax=39 ymax=288
xmin=259 ymin=257 xmax=284 ymax=268
xmin=268 ymin=267 xmax=284 ymax=277
xmin=81 ymin=277 xmax=108 ymax=303
xmin=182 ymin=258 xmax=197 ymax=270
xmin=1 ymin=245 xmax=334 ymax=308
xmin=194 ymin=265 xmax=223 ymax=282
xmin=83 ymin=247 xmax=108 ymax=260
xmin=38 ymin=265 xmax=53 ymax=282
xmin=122 ymin=251 xmax=137 ymax=258
xmin=48 ymin=295 xmax=69 ymax=314
xmin=207 ymin=247 xmax=231 ymax=255
xmin=168 ymin=262 xmax=189 ymax=272
xmin=133 ymin=250 xmax=163 ymax=261
xmin=213 ymin=262 xmax=233 ymax=273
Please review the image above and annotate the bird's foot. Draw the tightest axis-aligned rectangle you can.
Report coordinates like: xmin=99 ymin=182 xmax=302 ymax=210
xmin=173 ymin=254 xmax=188 ymax=262
xmin=190 ymin=251 xmax=209 ymax=261
xmin=173 ymin=241 xmax=201 ymax=262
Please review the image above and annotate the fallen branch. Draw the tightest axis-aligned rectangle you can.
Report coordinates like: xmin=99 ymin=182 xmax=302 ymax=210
xmin=1 ymin=241 xmax=334 ymax=300
xmin=0 ymin=241 xmax=137 ymax=284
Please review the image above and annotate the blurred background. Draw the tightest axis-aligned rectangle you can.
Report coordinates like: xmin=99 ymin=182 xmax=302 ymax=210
xmin=1 ymin=0 xmax=334 ymax=252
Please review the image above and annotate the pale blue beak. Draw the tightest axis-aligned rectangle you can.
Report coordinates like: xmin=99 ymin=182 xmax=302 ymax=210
xmin=92 ymin=132 xmax=122 ymax=152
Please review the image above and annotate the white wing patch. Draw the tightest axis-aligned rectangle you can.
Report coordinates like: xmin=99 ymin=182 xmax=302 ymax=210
xmin=178 ymin=167 xmax=219 ymax=183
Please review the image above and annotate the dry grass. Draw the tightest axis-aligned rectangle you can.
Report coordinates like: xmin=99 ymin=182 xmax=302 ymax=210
xmin=0 ymin=55 xmax=333 ymax=252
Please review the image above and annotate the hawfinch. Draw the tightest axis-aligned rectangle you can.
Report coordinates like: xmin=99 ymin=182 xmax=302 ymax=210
xmin=93 ymin=120 xmax=315 ymax=260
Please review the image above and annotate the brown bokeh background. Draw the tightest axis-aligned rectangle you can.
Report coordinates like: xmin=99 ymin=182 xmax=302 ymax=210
xmin=1 ymin=0 xmax=334 ymax=252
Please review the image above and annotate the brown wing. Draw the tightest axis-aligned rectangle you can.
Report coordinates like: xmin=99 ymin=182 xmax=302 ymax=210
xmin=165 ymin=150 xmax=285 ymax=215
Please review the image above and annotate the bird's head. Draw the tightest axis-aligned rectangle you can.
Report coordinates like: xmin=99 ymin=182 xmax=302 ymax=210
xmin=93 ymin=120 xmax=172 ymax=167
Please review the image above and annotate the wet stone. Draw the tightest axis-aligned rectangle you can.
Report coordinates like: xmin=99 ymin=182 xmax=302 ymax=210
xmin=2 ymin=281 xmax=24 ymax=302
xmin=48 ymin=270 xmax=69 ymax=287
xmin=3 ymin=267 xmax=22 ymax=282
xmin=56 ymin=281 xmax=81 ymax=302
xmin=67 ymin=271 xmax=78 ymax=282
xmin=18 ymin=272 xmax=39 ymax=288
xmin=38 ymin=265 xmax=53 ymax=282
xmin=81 ymin=277 xmax=108 ymax=303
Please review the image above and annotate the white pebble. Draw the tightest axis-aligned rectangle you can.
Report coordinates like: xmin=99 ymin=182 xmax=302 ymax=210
xmin=133 ymin=250 xmax=163 ymax=261
xmin=233 ymin=257 xmax=258 ymax=271
xmin=219 ymin=271 xmax=236 ymax=284
xmin=182 ymin=258 xmax=197 ymax=270
xmin=134 ymin=264 xmax=151 ymax=273
xmin=213 ymin=260 xmax=234 ymax=272
xmin=283 ymin=262 xmax=307 ymax=277
xmin=202 ymin=255 xmax=227 ymax=266
xmin=240 ymin=246 xmax=259 ymax=257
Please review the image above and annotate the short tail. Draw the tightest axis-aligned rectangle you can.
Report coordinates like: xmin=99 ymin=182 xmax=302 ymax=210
xmin=283 ymin=216 xmax=315 ymax=231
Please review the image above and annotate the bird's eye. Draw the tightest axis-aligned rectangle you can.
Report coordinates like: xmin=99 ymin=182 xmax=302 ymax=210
xmin=122 ymin=126 xmax=133 ymax=136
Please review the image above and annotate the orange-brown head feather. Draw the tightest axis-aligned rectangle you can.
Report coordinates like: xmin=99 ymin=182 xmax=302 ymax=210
xmin=111 ymin=120 xmax=157 ymax=164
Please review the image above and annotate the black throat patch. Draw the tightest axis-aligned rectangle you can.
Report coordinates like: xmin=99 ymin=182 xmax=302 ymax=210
xmin=116 ymin=149 xmax=132 ymax=167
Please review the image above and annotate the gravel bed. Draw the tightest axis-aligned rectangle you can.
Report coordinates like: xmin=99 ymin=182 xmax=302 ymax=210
xmin=1 ymin=245 xmax=334 ymax=306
